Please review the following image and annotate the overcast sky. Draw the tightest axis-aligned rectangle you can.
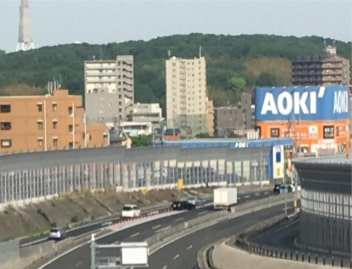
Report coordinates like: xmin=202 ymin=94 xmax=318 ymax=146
xmin=0 ymin=0 xmax=351 ymax=53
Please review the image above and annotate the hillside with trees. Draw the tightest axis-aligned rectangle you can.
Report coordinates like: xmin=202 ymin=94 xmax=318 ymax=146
xmin=0 ymin=34 xmax=350 ymax=110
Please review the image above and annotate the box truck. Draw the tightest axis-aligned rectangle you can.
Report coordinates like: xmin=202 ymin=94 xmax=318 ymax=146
xmin=213 ymin=188 xmax=237 ymax=209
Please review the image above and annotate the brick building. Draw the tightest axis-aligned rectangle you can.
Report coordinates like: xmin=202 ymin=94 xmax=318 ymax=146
xmin=0 ymin=90 xmax=109 ymax=154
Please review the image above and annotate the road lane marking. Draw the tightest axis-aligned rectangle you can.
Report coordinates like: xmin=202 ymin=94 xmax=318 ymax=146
xmin=130 ymin=232 xmax=140 ymax=238
xmin=175 ymin=217 xmax=184 ymax=222
xmin=162 ymin=266 xmax=167 ymax=269
xmin=187 ymin=244 xmax=193 ymax=250
xmin=244 ymin=195 xmax=250 ymax=198
xmin=75 ymin=261 xmax=82 ymax=267
xmin=264 ymin=191 xmax=269 ymax=195
xmin=197 ymin=211 xmax=207 ymax=216
xmin=173 ymin=254 xmax=180 ymax=260
xmin=155 ymin=225 xmax=171 ymax=233
xmin=152 ymin=224 xmax=162 ymax=230
xmin=255 ymin=193 xmax=260 ymax=196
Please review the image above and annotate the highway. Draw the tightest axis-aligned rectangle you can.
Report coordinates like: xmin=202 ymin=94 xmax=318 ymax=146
xmin=38 ymin=190 xmax=273 ymax=269
xmin=146 ymin=204 xmax=293 ymax=269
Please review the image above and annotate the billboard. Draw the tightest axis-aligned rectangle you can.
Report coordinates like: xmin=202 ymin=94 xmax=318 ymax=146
xmin=255 ymin=86 xmax=349 ymax=121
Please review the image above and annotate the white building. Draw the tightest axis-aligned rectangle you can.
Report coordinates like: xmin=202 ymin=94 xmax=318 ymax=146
xmin=84 ymin=55 xmax=134 ymax=126
xmin=129 ymin=103 xmax=163 ymax=129
xmin=166 ymin=56 xmax=213 ymax=137
xmin=119 ymin=121 xmax=152 ymax=137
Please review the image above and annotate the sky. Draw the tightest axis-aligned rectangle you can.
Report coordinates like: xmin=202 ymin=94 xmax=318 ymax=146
xmin=0 ymin=0 xmax=351 ymax=53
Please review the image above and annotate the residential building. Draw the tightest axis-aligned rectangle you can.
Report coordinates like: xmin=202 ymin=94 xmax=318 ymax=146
xmin=214 ymin=92 xmax=253 ymax=137
xmin=118 ymin=121 xmax=153 ymax=137
xmin=0 ymin=89 xmax=109 ymax=154
xmin=129 ymin=103 xmax=163 ymax=130
xmin=84 ymin=55 xmax=134 ymax=127
xmin=166 ymin=56 xmax=214 ymax=137
xmin=292 ymin=45 xmax=350 ymax=86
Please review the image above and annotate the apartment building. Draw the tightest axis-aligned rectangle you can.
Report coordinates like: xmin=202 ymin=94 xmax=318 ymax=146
xmin=85 ymin=55 xmax=134 ymax=127
xmin=0 ymin=90 xmax=109 ymax=154
xmin=214 ymin=92 xmax=253 ymax=137
xmin=292 ymin=45 xmax=350 ymax=86
xmin=129 ymin=103 xmax=163 ymax=130
xmin=166 ymin=56 xmax=214 ymax=137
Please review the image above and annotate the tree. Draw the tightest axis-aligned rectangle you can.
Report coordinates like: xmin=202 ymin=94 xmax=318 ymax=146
xmin=131 ymin=135 xmax=152 ymax=147
xmin=256 ymin=72 xmax=277 ymax=86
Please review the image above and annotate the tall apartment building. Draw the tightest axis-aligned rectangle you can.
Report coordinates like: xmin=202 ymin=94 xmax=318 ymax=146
xmin=292 ymin=46 xmax=350 ymax=86
xmin=166 ymin=56 xmax=214 ymax=137
xmin=85 ymin=55 xmax=134 ymax=127
xmin=0 ymin=90 xmax=109 ymax=154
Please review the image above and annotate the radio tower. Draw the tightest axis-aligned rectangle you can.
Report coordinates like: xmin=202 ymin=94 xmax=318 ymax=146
xmin=16 ymin=0 xmax=35 ymax=52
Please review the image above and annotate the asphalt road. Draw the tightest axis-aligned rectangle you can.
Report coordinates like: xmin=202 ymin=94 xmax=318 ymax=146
xmin=38 ymin=189 xmax=274 ymax=269
xmin=146 ymin=204 xmax=292 ymax=269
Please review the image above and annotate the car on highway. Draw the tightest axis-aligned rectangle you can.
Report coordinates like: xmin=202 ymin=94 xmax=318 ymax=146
xmin=171 ymin=200 xmax=196 ymax=210
xmin=187 ymin=196 xmax=201 ymax=207
xmin=273 ymin=183 xmax=294 ymax=194
xmin=121 ymin=204 xmax=141 ymax=218
xmin=48 ymin=227 xmax=65 ymax=240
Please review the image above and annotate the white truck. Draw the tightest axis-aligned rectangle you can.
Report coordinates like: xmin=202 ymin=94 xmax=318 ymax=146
xmin=213 ymin=188 xmax=238 ymax=210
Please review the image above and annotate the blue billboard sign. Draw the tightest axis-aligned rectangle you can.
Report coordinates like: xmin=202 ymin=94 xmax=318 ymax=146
xmin=254 ymin=86 xmax=349 ymax=121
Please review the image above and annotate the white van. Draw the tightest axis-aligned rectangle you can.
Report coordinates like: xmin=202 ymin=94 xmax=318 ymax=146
xmin=121 ymin=204 xmax=141 ymax=218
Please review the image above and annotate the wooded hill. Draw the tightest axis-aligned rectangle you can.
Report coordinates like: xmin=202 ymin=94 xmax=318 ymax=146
xmin=0 ymin=34 xmax=350 ymax=109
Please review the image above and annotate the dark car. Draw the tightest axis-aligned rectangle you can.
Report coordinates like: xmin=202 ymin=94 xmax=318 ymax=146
xmin=171 ymin=201 xmax=196 ymax=210
xmin=273 ymin=184 xmax=281 ymax=194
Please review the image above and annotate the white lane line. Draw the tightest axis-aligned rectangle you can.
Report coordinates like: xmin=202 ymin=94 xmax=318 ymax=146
xmin=175 ymin=217 xmax=184 ymax=222
xmin=197 ymin=211 xmax=207 ymax=216
xmin=75 ymin=261 xmax=82 ymax=267
xmin=162 ymin=266 xmax=167 ymax=269
xmin=264 ymin=191 xmax=269 ymax=195
xmin=152 ymin=224 xmax=162 ymax=230
xmin=187 ymin=244 xmax=193 ymax=250
xmin=238 ymin=197 xmax=241 ymax=200
xmin=155 ymin=225 xmax=171 ymax=233
xmin=130 ymin=232 xmax=140 ymax=238
xmin=244 ymin=195 xmax=250 ymax=198
xmin=173 ymin=254 xmax=180 ymax=260
xmin=255 ymin=193 xmax=260 ymax=196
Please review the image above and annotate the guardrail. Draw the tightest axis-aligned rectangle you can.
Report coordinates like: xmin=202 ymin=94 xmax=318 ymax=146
xmin=235 ymin=238 xmax=352 ymax=268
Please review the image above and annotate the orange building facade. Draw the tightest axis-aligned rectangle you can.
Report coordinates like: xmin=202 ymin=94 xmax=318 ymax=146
xmin=0 ymin=90 xmax=109 ymax=154
xmin=255 ymin=86 xmax=350 ymax=154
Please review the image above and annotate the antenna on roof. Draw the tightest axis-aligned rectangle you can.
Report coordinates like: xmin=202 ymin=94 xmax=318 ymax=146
xmin=323 ymin=39 xmax=326 ymax=46
xmin=199 ymin=46 xmax=202 ymax=57
xmin=167 ymin=50 xmax=171 ymax=58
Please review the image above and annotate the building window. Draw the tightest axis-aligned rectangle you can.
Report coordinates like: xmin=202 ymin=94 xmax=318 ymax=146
xmin=0 ymin=122 xmax=11 ymax=130
xmin=52 ymin=121 xmax=58 ymax=129
xmin=37 ymin=104 xmax=43 ymax=112
xmin=323 ymin=125 xmax=334 ymax=139
xmin=53 ymin=138 xmax=58 ymax=148
xmin=0 ymin=105 xmax=11 ymax=113
xmin=68 ymin=106 xmax=73 ymax=115
xmin=68 ymin=124 xmax=73 ymax=132
xmin=37 ymin=121 xmax=43 ymax=130
xmin=69 ymin=142 xmax=73 ymax=149
xmin=270 ymin=128 xmax=280 ymax=138
xmin=1 ymin=139 xmax=11 ymax=148
xmin=37 ymin=138 xmax=43 ymax=147
xmin=103 ymin=134 xmax=108 ymax=142
xmin=52 ymin=103 xmax=57 ymax=112
xmin=82 ymin=133 xmax=85 ymax=139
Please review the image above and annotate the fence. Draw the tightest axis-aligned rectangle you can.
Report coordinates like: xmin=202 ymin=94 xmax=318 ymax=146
xmin=0 ymin=146 xmax=271 ymax=208
xmin=235 ymin=238 xmax=352 ymax=268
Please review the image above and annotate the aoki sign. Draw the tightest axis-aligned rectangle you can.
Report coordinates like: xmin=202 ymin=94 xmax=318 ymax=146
xmin=255 ymin=86 xmax=349 ymax=121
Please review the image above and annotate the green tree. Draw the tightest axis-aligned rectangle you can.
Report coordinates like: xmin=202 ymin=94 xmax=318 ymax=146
xmin=131 ymin=135 xmax=152 ymax=147
xmin=256 ymin=72 xmax=277 ymax=86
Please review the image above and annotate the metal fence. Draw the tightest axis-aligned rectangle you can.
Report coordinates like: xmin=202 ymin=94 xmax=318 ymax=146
xmin=0 ymin=146 xmax=271 ymax=208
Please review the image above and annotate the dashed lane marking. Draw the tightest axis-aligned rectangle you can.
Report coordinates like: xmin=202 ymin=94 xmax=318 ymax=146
xmin=152 ymin=224 xmax=162 ymax=230
xmin=173 ymin=254 xmax=180 ymax=260
xmin=75 ymin=261 xmax=82 ymax=268
xmin=187 ymin=244 xmax=193 ymax=250
xmin=130 ymin=232 xmax=140 ymax=238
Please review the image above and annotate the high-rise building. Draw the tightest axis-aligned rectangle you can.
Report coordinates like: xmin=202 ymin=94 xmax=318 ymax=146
xmin=166 ymin=56 xmax=213 ymax=137
xmin=16 ymin=0 xmax=35 ymax=52
xmin=84 ymin=56 xmax=134 ymax=127
xmin=292 ymin=45 xmax=350 ymax=86
xmin=0 ymin=90 xmax=109 ymax=154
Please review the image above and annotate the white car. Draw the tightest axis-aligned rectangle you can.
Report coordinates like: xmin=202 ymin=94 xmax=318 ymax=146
xmin=187 ymin=197 xmax=200 ymax=207
xmin=121 ymin=204 xmax=141 ymax=218
xmin=49 ymin=227 xmax=65 ymax=240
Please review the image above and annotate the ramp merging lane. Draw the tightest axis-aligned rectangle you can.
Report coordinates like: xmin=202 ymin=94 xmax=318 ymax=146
xmin=37 ymin=190 xmax=273 ymax=269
